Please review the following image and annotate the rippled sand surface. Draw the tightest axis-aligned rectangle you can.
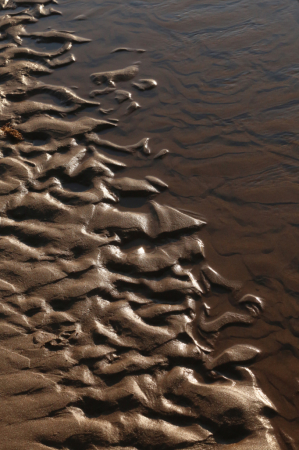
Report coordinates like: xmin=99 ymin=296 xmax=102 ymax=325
xmin=0 ymin=0 xmax=299 ymax=448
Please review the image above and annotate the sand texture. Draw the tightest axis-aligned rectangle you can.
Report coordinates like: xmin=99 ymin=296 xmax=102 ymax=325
xmin=0 ymin=1 xmax=287 ymax=449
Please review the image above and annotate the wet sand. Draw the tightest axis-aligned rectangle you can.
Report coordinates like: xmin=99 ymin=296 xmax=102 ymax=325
xmin=0 ymin=0 xmax=298 ymax=449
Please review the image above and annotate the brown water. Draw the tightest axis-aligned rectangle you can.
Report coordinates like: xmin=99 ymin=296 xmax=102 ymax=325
xmin=0 ymin=0 xmax=299 ymax=448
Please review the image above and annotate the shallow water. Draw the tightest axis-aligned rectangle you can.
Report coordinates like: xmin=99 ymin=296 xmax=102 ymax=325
xmin=0 ymin=0 xmax=299 ymax=448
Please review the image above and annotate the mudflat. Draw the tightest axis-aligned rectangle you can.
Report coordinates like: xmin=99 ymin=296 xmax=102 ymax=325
xmin=0 ymin=0 xmax=298 ymax=449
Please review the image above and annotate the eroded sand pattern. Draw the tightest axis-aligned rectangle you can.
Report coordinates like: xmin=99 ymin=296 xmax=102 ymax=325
xmin=0 ymin=1 xmax=287 ymax=449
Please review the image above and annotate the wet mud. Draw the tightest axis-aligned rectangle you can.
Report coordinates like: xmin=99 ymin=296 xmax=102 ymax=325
xmin=0 ymin=0 xmax=299 ymax=449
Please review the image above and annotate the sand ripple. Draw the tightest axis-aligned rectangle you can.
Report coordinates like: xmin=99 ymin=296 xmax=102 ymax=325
xmin=0 ymin=2 xmax=282 ymax=449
